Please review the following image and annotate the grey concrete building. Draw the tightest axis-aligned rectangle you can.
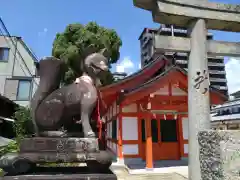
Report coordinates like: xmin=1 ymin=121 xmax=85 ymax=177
xmin=139 ymin=24 xmax=228 ymax=96
xmin=211 ymin=97 xmax=240 ymax=130
xmin=0 ymin=35 xmax=39 ymax=107
xmin=211 ymin=91 xmax=240 ymax=130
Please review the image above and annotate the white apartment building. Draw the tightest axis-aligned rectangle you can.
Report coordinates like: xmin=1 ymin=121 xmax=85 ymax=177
xmin=0 ymin=35 xmax=39 ymax=107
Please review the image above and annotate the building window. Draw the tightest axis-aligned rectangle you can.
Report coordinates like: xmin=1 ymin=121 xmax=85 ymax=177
xmin=151 ymin=119 xmax=158 ymax=143
xmin=226 ymin=109 xmax=231 ymax=115
xmin=17 ymin=80 xmax=31 ymax=101
xmin=0 ymin=48 xmax=10 ymax=62
xmin=111 ymin=119 xmax=117 ymax=140
xmin=160 ymin=120 xmax=178 ymax=142
xmin=222 ymin=109 xmax=230 ymax=115
xmin=141 ymin=119 xmax=158 ymax=143
xmin=232 ymin=107 xmax=238 ymax=114
xmin=141 ymin=119 xmax=146 ymax=142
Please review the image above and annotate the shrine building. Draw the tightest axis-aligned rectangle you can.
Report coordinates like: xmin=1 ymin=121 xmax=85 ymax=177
xmin=99 ymin=56 xmax=227 ymax=169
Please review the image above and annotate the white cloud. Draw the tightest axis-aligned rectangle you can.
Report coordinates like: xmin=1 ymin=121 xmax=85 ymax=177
xmin=116 ymin=65 xmax=125 ymax=73
xmin=225 ymin=57 xmax=240 ymax=94
xmin=116 ymin=57 xmax=134 ymax=74
xmin=120 ymin=57 xmax=134 ymax=68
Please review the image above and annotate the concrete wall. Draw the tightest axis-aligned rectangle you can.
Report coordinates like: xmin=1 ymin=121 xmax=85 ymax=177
xmin=0 ymin=36 xmax=16 ymax=95
xmin=105 ymin=102 xmax=139 ymax=156
xmin=13 ymin=40 xmax=36 ymax=77
xmin=0 ymin=36 xmax=16 ymax=77
xmin=122 ymin=116 xmax=139 ymax=156
xmin=182 ymin=117 xmax=189 ymax=155
xmin=122 ymin=117 xmax=138 ymax=141
xmin=0 ymin=36 xmax=38 ymax=107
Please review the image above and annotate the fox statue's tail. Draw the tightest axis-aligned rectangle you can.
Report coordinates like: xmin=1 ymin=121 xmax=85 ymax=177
xmin=30 ymin=57 xmax=66 ymax=135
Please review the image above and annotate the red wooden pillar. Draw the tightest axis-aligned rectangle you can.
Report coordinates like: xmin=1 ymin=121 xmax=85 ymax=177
xmin=146 ymin=113 xmax=153 ymax=168
xmin=118 ymin=104 xmax=123 ymax=159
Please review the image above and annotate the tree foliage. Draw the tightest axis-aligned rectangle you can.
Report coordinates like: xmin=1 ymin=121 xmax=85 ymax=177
xmin=13 ymin=107 xmax=33 ymax=141
xmin=0 ymin=107 xmax=33 ymax=157
xmin=52 ymin=22 xmax=122 ymax=85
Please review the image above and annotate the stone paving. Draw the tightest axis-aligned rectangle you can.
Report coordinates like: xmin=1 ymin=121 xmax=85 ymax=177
xmin=119 ymin=173 xmax=187 ymax=180
xmin=110 ymin=164 xmax=188 ymax=180
xmin=126 ymin=159 xmax=188 ymax=169
xmin=0 ymin=161 xmax=188 ymax=179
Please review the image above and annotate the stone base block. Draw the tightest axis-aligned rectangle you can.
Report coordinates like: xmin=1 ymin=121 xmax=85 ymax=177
xmin=0 ymin=137 xmax=113 ymax=175
xmin=0 ymin=151 xmax=113 ymax=175
xmin=198 ymin=130 xmax=240 ymax=180
xmin=19 ymin=151 xmax=112 ymax=163
xmin=2 ymin=166 xmax=117 ymax=180
xmin=20 ymin=137 xmax=99 ymax=153
xmin=2 ymin=174 xmax=117 ymax=180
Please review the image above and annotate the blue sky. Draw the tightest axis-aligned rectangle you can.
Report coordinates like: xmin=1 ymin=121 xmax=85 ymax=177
xmin=1 ymin=0 xmax=240 ymax=92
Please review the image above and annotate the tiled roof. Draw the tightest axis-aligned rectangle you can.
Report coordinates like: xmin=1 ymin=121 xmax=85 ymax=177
xmin=124 ymin=65 xmax=228 ymax=100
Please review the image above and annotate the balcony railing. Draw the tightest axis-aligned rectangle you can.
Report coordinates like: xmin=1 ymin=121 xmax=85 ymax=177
xmin=209 ymin=70 xmax=226 ymax=74
xmin=159 ymin=27 xmax=213 ymax=36
xmin=208 ymin=62 xmax=225 ymax=67
xmin=210 ymin=78 xmax=227 ymax=82
xmin=176 ymin=60 xmax=188 ymax=64
xmin=211 ymin=85 xmax=228 ymax=90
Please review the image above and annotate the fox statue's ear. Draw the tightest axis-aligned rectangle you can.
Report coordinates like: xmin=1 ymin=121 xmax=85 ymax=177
xmin=99 ymin=48 xmax=110 ymax=59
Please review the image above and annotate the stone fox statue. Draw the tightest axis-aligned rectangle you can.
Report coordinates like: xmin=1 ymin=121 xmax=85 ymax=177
xmin=31 ymin=49 xmax=108 ymax=137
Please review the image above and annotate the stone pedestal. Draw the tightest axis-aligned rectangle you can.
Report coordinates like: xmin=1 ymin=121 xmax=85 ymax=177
xmin=20 ymin=137 xmax=99 ymax=153
xmin=0 ymin=137 xmax=113 ymax=177
xmin=1 ymin=166 xmax=117 ymax=180
xmin=2 ymin=174 xmax=117 ymax=180
xmin=198 ymin=130 xmax=240 ymax=180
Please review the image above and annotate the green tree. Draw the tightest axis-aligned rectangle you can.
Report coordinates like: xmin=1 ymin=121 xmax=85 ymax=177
xmin=13 ymin=107 xmax=33 ymax=142
xmin=52 ymin=22 xmax=122 ymax=85
xmin=0 ymin=106 xmax=33 ymax=157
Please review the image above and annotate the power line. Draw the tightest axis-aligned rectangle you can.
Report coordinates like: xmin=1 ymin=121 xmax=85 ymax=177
xmin=0 ymin=18 xmax=39 ymax=86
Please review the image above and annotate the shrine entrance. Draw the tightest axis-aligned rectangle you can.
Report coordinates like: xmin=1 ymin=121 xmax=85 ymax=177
xmin=141 ymin=117 xmax=180 ymax=161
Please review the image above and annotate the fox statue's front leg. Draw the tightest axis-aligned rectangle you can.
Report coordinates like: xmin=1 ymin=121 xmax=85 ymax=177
xmin=75 ymin=77 xmax=98 ymax=137
xmin=80 ymin=106 xmax=96 ymax=137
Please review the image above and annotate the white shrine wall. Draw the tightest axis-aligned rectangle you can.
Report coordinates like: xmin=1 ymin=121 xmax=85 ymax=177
xmin=182 ymin=116 xmax=189 ymax=156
